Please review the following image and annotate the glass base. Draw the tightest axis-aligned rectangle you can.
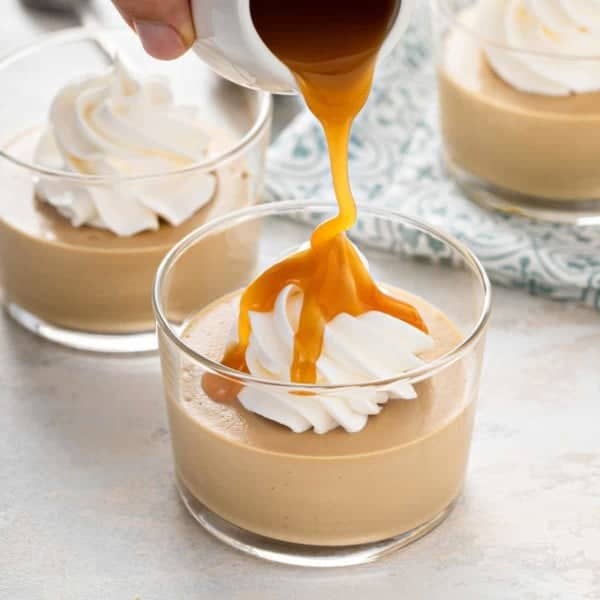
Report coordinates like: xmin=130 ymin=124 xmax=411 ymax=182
xmin=445 ymin=158 xmax=600 ymax=226
xmin=176 ymin=475 xmax=457 ymax=568
xmin=6 ymin=303 xmax=158 ymax=354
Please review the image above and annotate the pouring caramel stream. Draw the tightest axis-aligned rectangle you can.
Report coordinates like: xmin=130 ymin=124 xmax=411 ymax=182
xmin=221 ymin=0 xmax=426 ymax=385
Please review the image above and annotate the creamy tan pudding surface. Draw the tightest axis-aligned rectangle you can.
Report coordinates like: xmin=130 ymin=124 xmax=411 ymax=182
xmin=0 ymin=130 xmax=257 ymax=333
xmin=163 ymin=288 xmax=476 ymax=546
xmin=439 ymin=8 xmax=600 ymax=201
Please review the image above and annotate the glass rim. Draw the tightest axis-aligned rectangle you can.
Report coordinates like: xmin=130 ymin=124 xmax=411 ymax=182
xmin=432 ymin=0 xmax=600 ymax=62
xmin=0 ymin=27 xmax=273 ymax=183
xmin=152 ymin=200 xmax=492 ymax=392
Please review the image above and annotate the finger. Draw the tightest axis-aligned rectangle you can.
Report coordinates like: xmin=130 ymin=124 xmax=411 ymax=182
xmin=111 ymin=0 xmax=196 ymax=60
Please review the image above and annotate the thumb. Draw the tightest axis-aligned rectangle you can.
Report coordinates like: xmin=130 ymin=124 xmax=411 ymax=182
xmin=112 ymin=0 xmax=196 ymax=60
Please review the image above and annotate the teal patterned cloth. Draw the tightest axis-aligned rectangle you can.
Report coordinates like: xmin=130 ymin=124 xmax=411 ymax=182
xmin=265 ymin=14 xmax=600 ymax=311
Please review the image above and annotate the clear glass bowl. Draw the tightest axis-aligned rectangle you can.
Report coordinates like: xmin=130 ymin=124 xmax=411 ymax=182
xmin=432 ymin=0 xmax=600 ymax=225
xmin=153 ymin=200 xmax=491 ymax=567
xmin=0 ymin=28 xmax=272 ymax=353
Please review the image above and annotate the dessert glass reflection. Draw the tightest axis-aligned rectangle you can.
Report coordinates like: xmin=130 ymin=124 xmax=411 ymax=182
xmin=433 ymin=0 xmax=600 ymax=225
xmin=0 ymin=29 xmax=271 ymax=352
xmin=154 ymin=201 xmax=491 ymax=567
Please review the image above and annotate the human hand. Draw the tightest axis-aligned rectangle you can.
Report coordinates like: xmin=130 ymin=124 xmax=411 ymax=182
xmin=111 ymin=0 xmax=195 ymax=60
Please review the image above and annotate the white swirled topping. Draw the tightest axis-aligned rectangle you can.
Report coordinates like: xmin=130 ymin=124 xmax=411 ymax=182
xmin=34 ymin=58 xmax=217 ymax=236
xmin=235 ymin=285 xmax=434 ymax=434
xmin=474 ymin=0 xmax=600 ymax=95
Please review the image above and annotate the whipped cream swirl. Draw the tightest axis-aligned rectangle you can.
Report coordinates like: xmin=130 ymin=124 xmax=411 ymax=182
xmin=235 ymin=285 xmax=434 ymax=434
xmin=34 ymin=58 xmax=217 ymax=236
xmin=475 ymin=0 xmax=600 ymax=95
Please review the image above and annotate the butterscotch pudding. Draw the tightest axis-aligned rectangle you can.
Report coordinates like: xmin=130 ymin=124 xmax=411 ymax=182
xmin=0 ymin=30 xmax=271 ymax=351
xmin=435 ymin=0 xmax=600 ymax=221
xmin=0 ymin=126 xmax=254 ymax=337
xmin=168 ymin=285 xmax=474 ymax=546
xmin=155 ymin=203 xmax=490 ymax=565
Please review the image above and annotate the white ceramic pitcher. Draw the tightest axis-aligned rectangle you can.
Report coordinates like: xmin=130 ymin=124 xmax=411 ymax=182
xmin=191 ymin=0 xmax=415 ymax=94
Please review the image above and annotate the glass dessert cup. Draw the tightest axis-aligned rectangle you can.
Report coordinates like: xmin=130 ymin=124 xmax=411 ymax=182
xmin=432 ymin=0 xmax=600 ymax=226
xmin=0 ymin=28 xmax=271 ymax=353
xmin=154 ymin=201 xmax=491 ymax=567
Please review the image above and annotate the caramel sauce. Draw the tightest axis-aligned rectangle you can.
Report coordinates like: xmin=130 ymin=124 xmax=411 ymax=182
xmin=219 ymin=0 xmax=427 ymax=385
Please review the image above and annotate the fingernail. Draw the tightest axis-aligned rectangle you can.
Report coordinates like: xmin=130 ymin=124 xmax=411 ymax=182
xmin=134 ymin=20 xmax=186 ymax=60
xmin=178 ymin=18 xmax=197 ymax=48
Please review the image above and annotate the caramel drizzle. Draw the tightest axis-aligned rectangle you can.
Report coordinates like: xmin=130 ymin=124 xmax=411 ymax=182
xmin=220 ymin=0 xmax=426 ymax=385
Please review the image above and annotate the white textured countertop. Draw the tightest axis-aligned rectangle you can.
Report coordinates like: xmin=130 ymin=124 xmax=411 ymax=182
xmin=1 ymin=2 xmax=599 ymax=599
